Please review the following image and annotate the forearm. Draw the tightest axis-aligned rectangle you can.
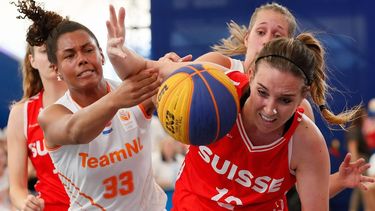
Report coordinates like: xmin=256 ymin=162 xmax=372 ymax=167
xmin=328 ymin=172 xmax=344 ymax=198
xmin=110 ymin=47 xmax=148 ymax=80
xmin=9 ymin=186 xmax=29 ymax=210
xmin=147 ymin=60 xmax=229 ymax=80
xmin=63 ymin=92 xmax=120 ymax=144
xmin=41 ymin=92 xmax=120 ymax=146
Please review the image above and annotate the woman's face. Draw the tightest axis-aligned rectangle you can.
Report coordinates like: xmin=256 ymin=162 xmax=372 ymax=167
xmin=29 ymin=45 xmax=56 ymax=80
xmin=244 ymin=9 xmax=290 ymax=72
xmin=54 ymin=30 xmax=104 ymax=90
xmin=246 ymin=62 xmax=305 ymax=134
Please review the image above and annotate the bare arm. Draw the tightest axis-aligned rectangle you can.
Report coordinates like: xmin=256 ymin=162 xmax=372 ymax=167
xmin=293 ymin=118 xmax=330 ymax=210
xmin=7 ymin=103 xmax=44 ymax=210
xmin=195 ymin=51 xmax=232 ymax=68
xmin=39 ymin=70 xmax=160 ymax=147
xmin=106 ymin=5 xmax=232 ymax=81
xmin=106 ymin=5 xmax=149 ymax=79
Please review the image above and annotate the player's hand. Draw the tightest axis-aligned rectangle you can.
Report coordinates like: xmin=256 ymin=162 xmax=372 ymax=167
xmin=115 ymin=68 xmax=161 ymax=108
xmin=106 ymin=5 xmax=126 ymax=60
xmin=338 ymin=153 xmax=375 ymax=190
xmin=21 ymin=195 xmax=44 ymax=211
xmin=158 ymin=52 xmax=192 ymax=63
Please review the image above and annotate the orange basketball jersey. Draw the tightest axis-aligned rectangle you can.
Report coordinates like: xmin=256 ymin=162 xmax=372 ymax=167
xmin=172 ymin=71 xmax=303 ymax=211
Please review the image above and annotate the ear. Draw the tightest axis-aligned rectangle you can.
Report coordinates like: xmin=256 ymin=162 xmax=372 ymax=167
xmin=301 ymin=86 xmax=310 ymax=99
xmin=298 ymin=86 xmax=310 ymax=107
xmin=247 ymin=67 xmax=253 ymax=77
xmin=99 ymin=47 xmax=105 ymax=65
xmin=52 ymin=64 xmax=58 ymax=73
xmin=52 ymin=64 xmax=63 ymax=81
xmin=28 ymin=54 xmax=37 ymax=69
xmin=244 ymin=31 xmax=250 ymax=48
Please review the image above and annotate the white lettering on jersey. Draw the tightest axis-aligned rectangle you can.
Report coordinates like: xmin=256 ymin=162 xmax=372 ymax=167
xmin=198 ymin=146 xmax=284 ymax=193
xmin=28 ymin=140 xmax=48 ymax=157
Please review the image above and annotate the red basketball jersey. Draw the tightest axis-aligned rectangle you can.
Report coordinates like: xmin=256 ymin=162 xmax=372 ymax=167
xmin=26 ymin=91 xmax=70 ymax=210
xmin=172 ymin=71 xmax=302 ymax=211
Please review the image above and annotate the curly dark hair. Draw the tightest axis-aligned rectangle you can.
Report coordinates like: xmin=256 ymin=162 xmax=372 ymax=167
xmin=12 ymin=0 xmax=101 ymax=64
xmin=12 ymin=0 xmax=65 ymax=46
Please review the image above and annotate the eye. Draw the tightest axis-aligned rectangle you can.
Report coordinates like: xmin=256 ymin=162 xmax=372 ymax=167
xmin=257 ymin=89 xmax=268 ymax=97
xmin=84 ymin=46 xmax=95 ymax=53
xmin=256 ymin=30 xmax=266 ymax=36
xmin=279 ymin=97 xmax=292 ymax=104
xmin=64 ymin=54 xmax=74 ymax=59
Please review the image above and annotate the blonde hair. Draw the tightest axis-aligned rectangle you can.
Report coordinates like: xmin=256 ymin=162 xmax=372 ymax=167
xmin=212 ymin=2 xmax=297 ymax=56
xmin=254 ymin=32 xmax=361 ymax=126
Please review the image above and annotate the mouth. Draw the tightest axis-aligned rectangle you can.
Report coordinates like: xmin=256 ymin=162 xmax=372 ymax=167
xmin=77 ymin=69 xmax=95 ymax=77
xmin=259 ymin=113 xmax=277 ymax=122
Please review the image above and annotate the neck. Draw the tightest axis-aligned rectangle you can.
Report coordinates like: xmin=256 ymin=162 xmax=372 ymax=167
xmin=69 ymin=80 xmax=108 ymax=107
xmin=42 ymin=80 xmax=68 ymax=107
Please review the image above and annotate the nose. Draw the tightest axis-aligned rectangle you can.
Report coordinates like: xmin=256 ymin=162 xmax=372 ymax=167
xmin=263 ymin=100 xmax=277 ymax=116
xmin=77 ymin=52 xmax=88 ymax=66
xmin=262 ymin=33 xmax=273 ymax=46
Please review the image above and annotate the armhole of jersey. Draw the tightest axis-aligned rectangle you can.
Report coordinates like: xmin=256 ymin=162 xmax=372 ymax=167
xmin=23 ymin=101 xmax=29 ymax=140
xmin=283 ymin=109 xmax=304 ymax=140
xmin=288 ymin=138 xmax=296 ymax=175
xmin=46 ymin=144 xmax=62 ymax=152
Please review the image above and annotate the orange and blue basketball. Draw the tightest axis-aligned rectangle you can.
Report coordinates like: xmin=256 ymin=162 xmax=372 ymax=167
xmin=156 ymin=63 xmax=239 ymax=145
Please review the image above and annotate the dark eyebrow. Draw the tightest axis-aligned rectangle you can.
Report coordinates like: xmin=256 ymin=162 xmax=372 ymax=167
xmin=257 ymin=83 xmax=297 ymax=97
xmin=258 ymin=83 xmax=268 ymax=91
xmin=61 ymin=41 xmax=93 ymax=53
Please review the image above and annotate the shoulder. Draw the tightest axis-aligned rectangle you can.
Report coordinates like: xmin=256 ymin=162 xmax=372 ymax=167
xmin=294 ymin=115 xmax=324 ymax=146
xmin=8 ymin=102 xmax=25 ymax=126
xmin=195 ymin=52 xmax=231 ymax=68
xmin=7 ymin=102 xmax=27 ymax=142
xmin=9 ymin=102 xmax=25 ymax=117
xmin=300 ymin=99 xmax=315 ymax=121
xmin=290 ymin=115 xmax=327 ymax=167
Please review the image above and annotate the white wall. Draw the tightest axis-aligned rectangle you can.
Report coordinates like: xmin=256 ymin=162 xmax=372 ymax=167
xmin=0 ymin=0 xmax=150 ymax=81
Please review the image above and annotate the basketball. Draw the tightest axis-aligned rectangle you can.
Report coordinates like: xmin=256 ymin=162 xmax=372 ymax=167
xmin=156 ymin=63 xmax=239 ymax=145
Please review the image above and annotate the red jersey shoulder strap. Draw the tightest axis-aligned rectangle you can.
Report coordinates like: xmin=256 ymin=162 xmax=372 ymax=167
xmin=283 ymin=107 xmax=304 ymax=140
xmin=25 ymin=90 xmax=44 ymax=139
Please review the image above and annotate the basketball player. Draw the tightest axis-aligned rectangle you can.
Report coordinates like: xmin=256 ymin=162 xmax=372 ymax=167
xmin=106 ymin=5 xmax=370 ymax=210
xmin=7 ymin=1 xmax=69 ymax=210
xmin=16 ymin=1 xmax=167 ymax=210
xmin=160 ymin=2 xmax=373 ymax=201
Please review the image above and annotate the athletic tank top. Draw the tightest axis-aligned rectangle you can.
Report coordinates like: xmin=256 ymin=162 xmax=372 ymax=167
xmin=25 ymin=90 xmax=70 ymax=210
xmin=48 ymin=79 xmax=166 ymax=210
xmin=172 ymin=71 xmax=303 ymax=211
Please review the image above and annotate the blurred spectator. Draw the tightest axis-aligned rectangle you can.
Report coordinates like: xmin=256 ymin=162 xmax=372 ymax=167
xmin=150 ymin=115 xmax=170 ymax=153
xmin=0 ymin=128 xmax=14 ymax=211
xmin=346 ymin=107 xmax=372 ymax=211
xmin=151 ymin=117 xmax=187 ymax=211
xmin=152 ymin=136 xmax=186 ymax=191
xmin=363 ymin=98 xmax=375 ymax=211
xmin=363 ymin=98 xmax=375 ymax=151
